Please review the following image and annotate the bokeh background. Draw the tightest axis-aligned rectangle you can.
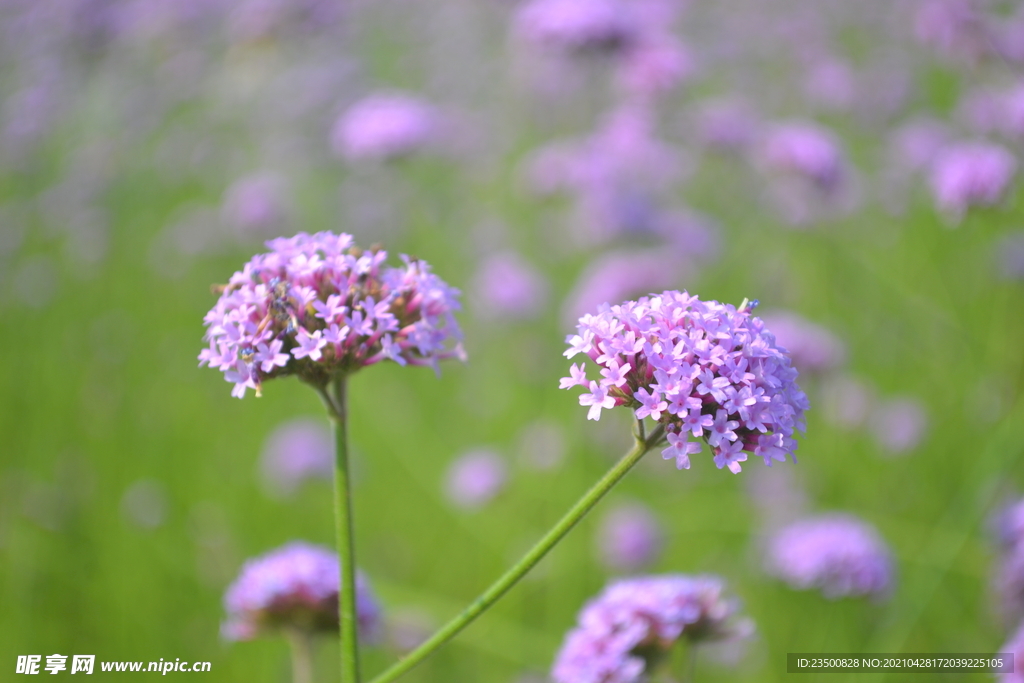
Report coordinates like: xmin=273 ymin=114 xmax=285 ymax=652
xmin=2 ymin=0 xmax=1024 ymax=680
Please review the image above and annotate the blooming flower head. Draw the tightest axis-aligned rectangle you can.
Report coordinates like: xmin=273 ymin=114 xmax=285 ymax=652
xmin=929 ymin=141 xmax=1018 ymax=221
xmin=445 ymin=450 xmax=508 ymax=509
xmin=331 ymin=93 xmax=437 ymax=161
xmin=766 ymin=514 xmax=893 ymax=600
xmin=561 ymin=291 xmax=807 ymax=474
xmin=552 ymin=575 xmax=753 ymax=683
xmin=597 ymin=503 xmax=663 ymax=572
xmin=200 ymin=232 xmax=464 ymax=398
xmin=221 ymin=542 xmax=381 ymax=641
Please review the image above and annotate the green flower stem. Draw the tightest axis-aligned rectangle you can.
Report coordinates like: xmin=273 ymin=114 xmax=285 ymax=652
xmin=368 ymin=423 xmax=666 ymax=683
xmin=323 ymin=374 xmax=361 ymax=683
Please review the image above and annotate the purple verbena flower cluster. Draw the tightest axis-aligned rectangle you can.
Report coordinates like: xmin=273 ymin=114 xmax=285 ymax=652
xmin=551 ymin=575 xmax=753 ymax=683
xmin=765 ymin=514 xmax=893 ymax=600
xmin=200 ymin=232 xmax=464 ymax=398
xmin=221 ymin=542 xmax=381 ymax=641
xmin=561 ymin=291 xmax=808 ymax=474
xmin=929 ymin=141 xmax=1017 ymax=221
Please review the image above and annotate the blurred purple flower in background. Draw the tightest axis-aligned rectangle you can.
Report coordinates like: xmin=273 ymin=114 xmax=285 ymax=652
xmin=913 ymin=0 xmax=991 ymax=63
xmin=756 ymin=120 xmax=858 ymax=225
xmin=514 ymin=0 xmax=640 ymax=54
xmin=221 ymin=542 xmax=381 ymax=641
xmin=766 ymin=514 xmax=893 ymax=600
xmin=331 ymin=93 xmax=437 ymax=162
xmin=995 ymin=7 xmax=1024 ymax=65
xmin=929 ymin=141 xmax=1017 ymax=221
xmin=561 ymin=249 xmax=686 ymax=325
xmin=552 ymin=575 xmax=753 ymax=683
xmin=759 ymin=121 xmax=846 ymax=194
xmin=445 ymin=450 xmax=508 ymax=509
xmin=759 ymin=311 xmax=845 ymax=375
xmin=525 ymin=105 xmax=683 ymax=244
xmin=561 ymin=292 xmax=808 ymax=473
xmin=802 ymin=57 xmax=856 ymax=112
xmin=470 ymin=251 xmax=549 ymax=320
xmin=614 ymin=34 xmax=694 ymax=98
xmin=596 ymin=502 xmax=664 ymax=572
xmin=819 ymin=374 xmax=874 ymax=430
xmin=1001 ymin=84 xmax=1024 ymax=141
xmin=869 ymin=397 xmax=928 ymax=455
xmin=887 ymin=117 xmax=950 ymax=174
xmin=958 ymin=84 xmax=1024 ymax=142
xmin=957 ymin=88 xmax=1007 ymax=137
xmin=691 ymin=98 xmax=759 ymax=153
xmin=199 ymin=232 xmax=464 ymax=398
xmin=259 ymin=418 xmax=333 ymax=498
xmin=221 ymin=172 xmax=291 ymax=237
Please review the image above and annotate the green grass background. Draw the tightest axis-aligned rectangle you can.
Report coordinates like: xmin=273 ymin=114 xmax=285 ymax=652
xmin=2 ymin=27 xmax=1024 ymax=683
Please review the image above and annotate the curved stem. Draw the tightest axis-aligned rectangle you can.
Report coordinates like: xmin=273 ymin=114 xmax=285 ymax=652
xmin=329 ymin=374 xmax=361 ymax=683
xmin=368 ymin=424 xmax=666 ymax=683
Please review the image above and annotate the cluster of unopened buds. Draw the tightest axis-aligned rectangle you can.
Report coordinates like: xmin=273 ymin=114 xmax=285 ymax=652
xmin=199 ymin=232 xmax=464 ymax=397
xmin=561 ymin=291 xmax=808 ymax=473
